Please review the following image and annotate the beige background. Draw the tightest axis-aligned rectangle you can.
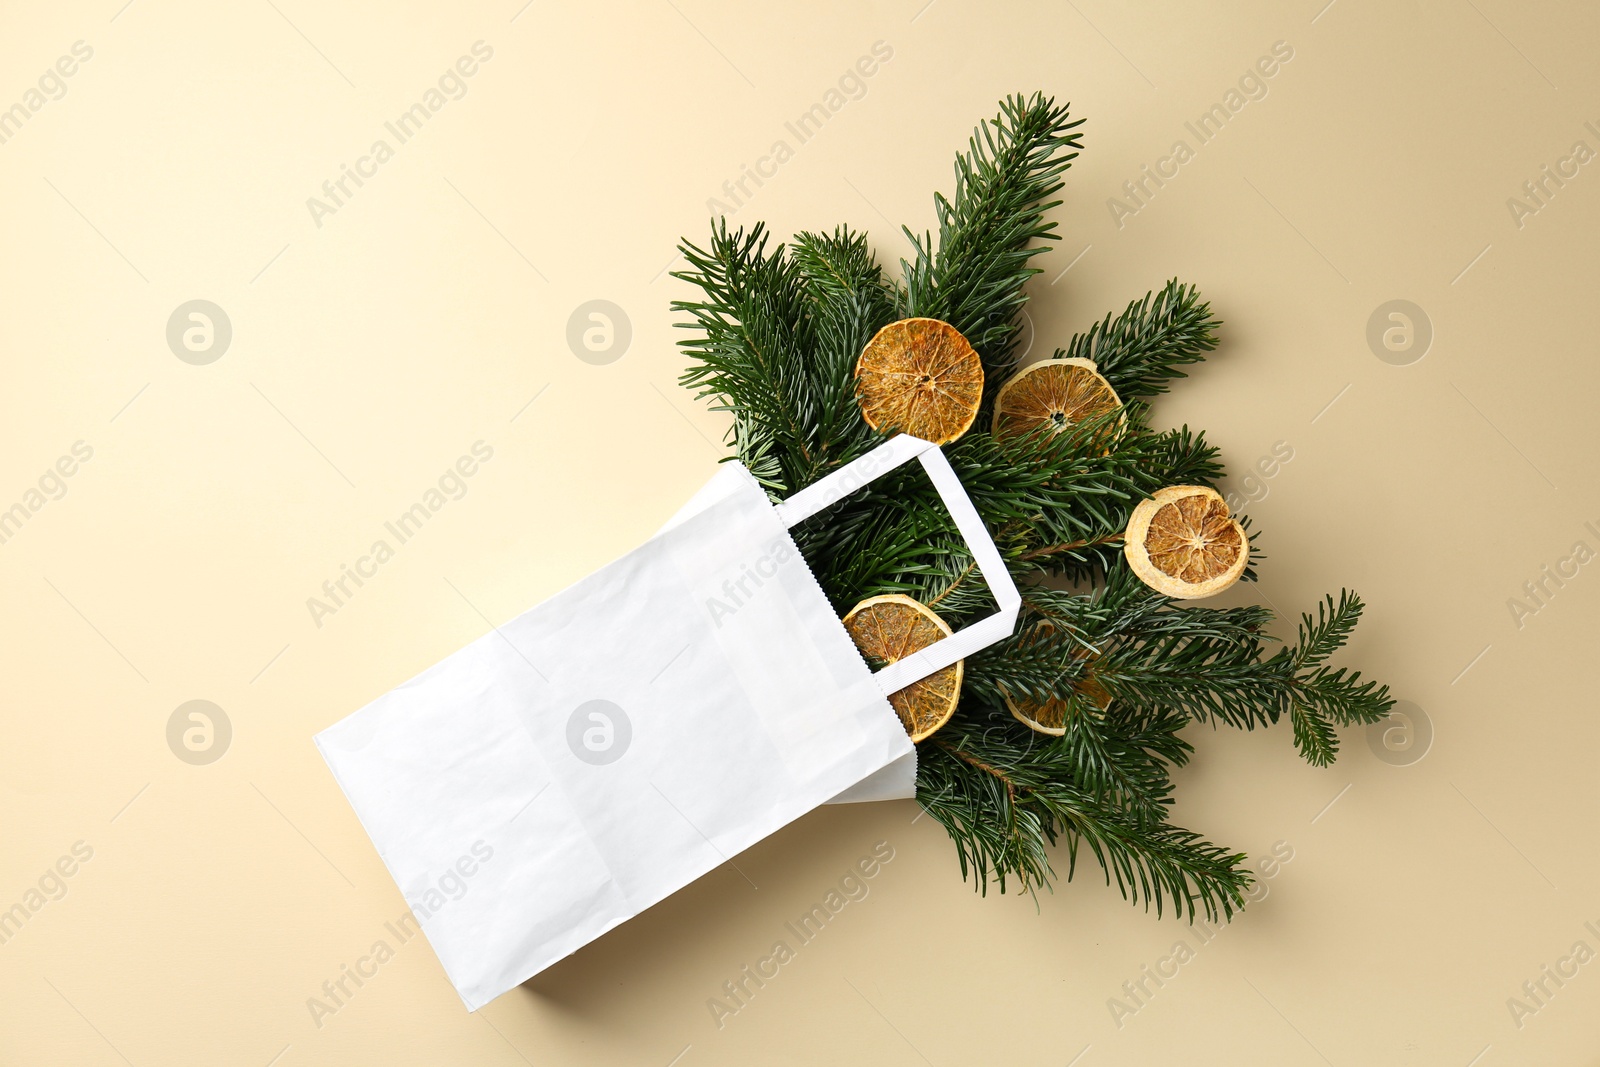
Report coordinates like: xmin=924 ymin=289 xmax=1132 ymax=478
xmin=1 ymin=0 xmax=1596 ymax=1063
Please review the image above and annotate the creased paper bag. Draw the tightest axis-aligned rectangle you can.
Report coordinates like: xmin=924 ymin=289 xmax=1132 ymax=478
xmin=315 ymin=435 xmax=1018 ymax=1010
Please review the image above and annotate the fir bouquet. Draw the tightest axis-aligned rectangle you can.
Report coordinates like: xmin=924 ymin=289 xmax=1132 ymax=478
xmin=672 ymin=93 xmax=1392 ymax=921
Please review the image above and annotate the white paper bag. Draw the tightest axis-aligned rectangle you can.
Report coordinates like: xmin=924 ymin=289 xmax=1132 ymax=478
xmin=655 ymin=462 xmax=914 ymax=804
xmin=315 ymin=434 xmax=1018 ymax=1010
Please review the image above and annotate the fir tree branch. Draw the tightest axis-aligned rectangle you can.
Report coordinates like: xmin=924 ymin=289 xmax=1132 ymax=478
xmin=1065 ymin=279 xmax=1221 ymax=400
xmin=673 ymin=221 xmax=816 ymax=490
xmin=1290 ymin=591 xmax=1365 ymax=670
xmin=791 ymin=225 xmax=900 ymax=473
xmin=919 ymin=708 xmax=1251 ymax=920
xmin=1054 ymin=709 xmax=1181 ymax=828
xmin=1018 ymin=530 xmax=1124 ymax=561
xmin=901 ymin=92 xmax=1086 ymax=394
xmin=1289 ymin=703 xmax=1339 ymax=767
xmin=1274 ymin=591 xmax=1395 ymax=765
xmin=673 ymin=94 xmax=1394 ymax=918
xmin=926 ymin=558 xmax=980 ymax=608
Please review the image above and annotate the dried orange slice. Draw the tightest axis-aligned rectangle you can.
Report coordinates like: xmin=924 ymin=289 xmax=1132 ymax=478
xmin=1006 ymin=676 xmax=1113 ymax=735
xmin=992 ymin=357 xmax=1123 ymax=439
xmin=1000 ymin=622 xmax=1111 ymax=735
xmin=842 ymin=594 xmax=962 ymax=741
xmin=1124 ymin=485 xmax=1249 ymax=599
xmin=854 ymin=318 xmax=983 ymax=444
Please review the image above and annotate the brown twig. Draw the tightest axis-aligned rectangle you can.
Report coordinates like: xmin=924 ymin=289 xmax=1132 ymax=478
xmin=932 ymin=738 xmax=1020 ymax=805
xmin=927 ymin=559 xmax=979 ymax=607
xmin=1018 ymin=531 xmax=1123 ymax=561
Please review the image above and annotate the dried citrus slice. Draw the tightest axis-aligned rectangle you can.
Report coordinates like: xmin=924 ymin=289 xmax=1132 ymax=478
xmin=854 ymin=318 xmax=983 ymax=444
xmin=842 ymin=594 xmax=963 ymax=741
xmin=1124 ymin=485 xmax=1249 ymax=599
xmin=1000 ymin=622 xmax=1111 ymax=735
xmin=992 ymin=356 xmax=1124 ymax=439
xmin=1006 ymin=676 xmax=1113 ymax=735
